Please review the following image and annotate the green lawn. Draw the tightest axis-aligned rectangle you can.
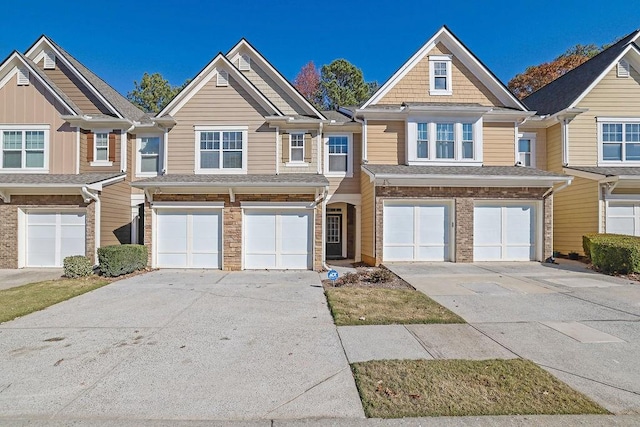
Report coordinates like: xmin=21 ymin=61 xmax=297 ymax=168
xmin=0 ymin=276 xmax=110 ymax=323
xmin=325 ymin=287 xmax=464 ymax=326
xmin=351 ymin=359 xmax=608 ymax=418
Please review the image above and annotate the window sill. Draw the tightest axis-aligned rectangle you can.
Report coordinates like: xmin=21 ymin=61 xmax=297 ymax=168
xmin=407 ymin=160 xmax=482 ymax=166
xmin=90 ymin=161 xmax=113 ymax=167
xmin=429 ymin=90 xmax=452 ymax=96
xmin=325 ymin=171 xmax=353 ymax=178
xmin=0 ymin=169 xmax=49 ymax=174
xmin=195 ymin=169 xmax=247 ymax=175
xmin=285 ymin=162 xmax=309 ymax=167
xmin=136 ymin=172 xmax=160 ymax=178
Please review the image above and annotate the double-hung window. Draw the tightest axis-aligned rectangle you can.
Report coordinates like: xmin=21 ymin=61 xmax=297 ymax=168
xmin=290 ymin=133 xmax=305 ymax=162
xmin=195 ymin=126 xmax=247 ymax=173
xmin=1 ymin=126 xmax=48 ymax=171
xmin=417 ymin=123 xmax=428 ymax=158
xmin=137 ymin=135 xmax=162 ymax=176
xmin=94 ymin=132 xmax=109 ymax=162
xmin=325 ymin=134 xmax=353 ymax=177
xmin=429 ymin=55 xmax=452 ymax=95
xmin=408 ymin=119 xmax=482 ymax=164
xmin=436 ymin=123 xmax=454 ymax=159
xmin=599 ymin=120 xmax=640 ymax=163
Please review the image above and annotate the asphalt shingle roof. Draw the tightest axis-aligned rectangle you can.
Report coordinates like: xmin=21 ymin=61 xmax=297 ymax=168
xmin=132 ymin=174 xmax=329 ymax=187
xmin=363 ymin=164 xmax=567 ymax=178
xmin=524 ymin=30 xmax=640 ymax=115
xmin=321 ymin=110 xmax=353 ymax=123
xmin=0 ymin=173 xmax=124 ymax=186
xmin=566 ymin=166 xmax=640 ymax=177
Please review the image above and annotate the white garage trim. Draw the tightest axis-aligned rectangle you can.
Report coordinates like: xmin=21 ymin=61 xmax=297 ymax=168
xmin=605 ymin=198 xmax=640 ymax=236
xmin=240 ymin=201 xmax=315 ymax=209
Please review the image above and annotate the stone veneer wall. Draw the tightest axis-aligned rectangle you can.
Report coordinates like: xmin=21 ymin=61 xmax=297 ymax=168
xmin=373 ymin=186 xmax=552 ymax=265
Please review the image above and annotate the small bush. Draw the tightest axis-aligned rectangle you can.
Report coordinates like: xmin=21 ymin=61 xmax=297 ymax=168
xmin=340 ymin=272 xmax=361 ymax=285
xmin=98 ymin=244 xmax=147 ymax=277
xmin=585 ymin=233 xmax=640 ymax=274
xmin=582 ymin=233 xmax=599 ymax=259
xmin=63 ymin=255 xmax=93 ymax=278
xmin=368 ymin=268 xmax=395 ymax=283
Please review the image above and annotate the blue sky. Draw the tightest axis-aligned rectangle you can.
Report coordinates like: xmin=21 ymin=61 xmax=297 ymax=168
xmin=2 ymin=0 xmax=638 ymax=97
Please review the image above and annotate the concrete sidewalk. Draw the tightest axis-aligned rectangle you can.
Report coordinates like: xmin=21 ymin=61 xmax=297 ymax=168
xmin=0 ymin=268 xmax=63 ymax=291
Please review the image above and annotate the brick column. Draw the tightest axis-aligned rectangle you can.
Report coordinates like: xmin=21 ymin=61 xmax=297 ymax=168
xmin=455 ymin=198 xmax=474 ymax=262
xmin=375 ymin=197 xmax=383 ymax=266
xmin=85 ymin=201 xmax=96 ymax=264
xmin=314 ymin=202 xmax=323 ymax=271
xmin=223 ymin=205 xmax=242 ymax=271
xmin=144 ymin=200 xmax=152 ymax=267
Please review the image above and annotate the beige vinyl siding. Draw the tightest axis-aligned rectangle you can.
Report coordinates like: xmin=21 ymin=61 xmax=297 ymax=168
xmin=571 ymin=64 xmax=640 ymax=166
xmin=366 ymin=120 xmax=406 ymax=165
xmin=79 ymin=130 xmax=121 ymax=173
xmin=0 ymin=73 xmax=77 ymax=174
xmin=100 ymin=180 xmax=132 ymax=247
xmin=546 ymin=124 xmax=563 ymax=172
xmin=379 ymin=43 xmax=503 ymax=106
xmin=127 ymin=133 xmax=144 ymax=196
xmin=533 ymin=128 xmax=547 ymax=170
xmin=168 ymin=75 xmax=275 ymax=174
xmin=279 ymin=129 xmax=318 ymax=173
xmin=483 ymin=122 xmax=515 ymax=166
xmin=329 ymin=133 xmax=362 ymax=195
xmin=553 ymin=176 xmax=599 ymax=255
xmin=360 ymin=169 xmax=375 ymax=262
xmin=38 ymin=58 xmax=112 ymax=116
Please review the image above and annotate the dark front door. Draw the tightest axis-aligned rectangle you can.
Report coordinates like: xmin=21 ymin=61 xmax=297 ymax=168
xmin=326 ymin=214 xmax=342 ymax=259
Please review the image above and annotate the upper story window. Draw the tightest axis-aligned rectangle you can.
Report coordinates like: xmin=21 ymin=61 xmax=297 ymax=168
xmin=429 ymin=55 xmax=452 ymax=96
xmin=137 ymin=135 xmax=162 ymax=177
xmin=517 ymin=133 xmax=536 ymax=167
xmin=0 ymin=126 xmax=49 ymax=171
xmin=195 ymin=126 xmax=248 ymax=174
xmin=95 ymin=132 xmax=109 ymax=161
xmin=407 ymin=118 xmax=482 ymax=165
xmin=89 ymin=130 xmax=114 ymax=166
xmin=598 ymin=119 xmax=640 ymax=163
xmin=290 ymin=133 xmax=305 ymax=163
xmin=324 ymin=134 xmax=353 ymax=177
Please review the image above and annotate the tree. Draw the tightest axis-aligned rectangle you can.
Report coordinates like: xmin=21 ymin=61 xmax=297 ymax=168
xmin=127 ymin=72 xmax=186 ymax=113
xmin=320 ymin=59 xmax=371 ymax=109
xmin=508 ymin=43 xmax=606 ymax=99
xmin=293 ymin=61 xmax=323 ymax=109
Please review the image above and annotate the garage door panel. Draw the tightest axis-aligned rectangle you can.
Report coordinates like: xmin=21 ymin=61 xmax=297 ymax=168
xmin=245 ymin=213 xmax=276 ymax=253
xmin=474 ymin=204 xmax=536 ymax=261
xmin=157 ymin=213 xmax=187 ymax=253
xmin=506 ymin=206 xmax=534 ymax=245
xmin=474 ymin=206 xmax=501 ymax=245
xmin=608 ymin=205 xmax=635 ymax=216
xmin=191 ymin=212 xmax=220 ymax=253
xmin=505 ymin=246 xmax=534 ymax=261
xmin=27 ymin=212 xmax=86 ymax=267
xmin=417 ymin=206 xmax=448 ymax=245
xmin=417 ymin=246 xmax=449 ymax=260
xmin=280 ymin=213 xmax=310 ymax=254
xmin=157 ymin=253 xmax=188 ymax=268
xmin=383 ymin=205 xmax=414 ymax=245
xmin=606 ymin=203 xmax=640 ymax=236
xmin=607 ymin=217 xmax=635 ymax=235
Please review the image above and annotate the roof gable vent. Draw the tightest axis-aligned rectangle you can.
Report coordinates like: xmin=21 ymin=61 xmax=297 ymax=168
xmin=217 ymin=69 xmax=229 ymax=87
xmin=43 ymin=50 xmax=56 ymax=69
xmin=617 ymin=59 xmax=630 ymax=78
xmin=239 ymin=54 xmax=251 ymax=71
xmin=17 ymin=67 xmax=30 ymax=85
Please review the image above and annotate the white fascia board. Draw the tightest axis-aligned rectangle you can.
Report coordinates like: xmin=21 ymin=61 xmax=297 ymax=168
xmin=372 ymin=174 xmax=570 ymax=187
xmin=61 ymin=115 xmax=132 ymax=128
xmin=240 ymin=201 xmax=315 ymax=209
xmin=562 ymin=167 xmax=607 ymax=180
xmin=226 ymin=39 xmax=326 ymax=120
xmin=151 ymin=201 xmax=224 ymax=209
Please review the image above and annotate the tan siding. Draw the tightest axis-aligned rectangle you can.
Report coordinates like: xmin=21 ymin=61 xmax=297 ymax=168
xmin=100 ymin=180 xmax=132 ymax=247
xmin=379 ymin=43 xmax=503 ymax=106
xmin=38 ymin=58 xmax=112 ymax=115
xmin=360 ymin=170 xmax=375 ymax=260
xmin=483 ymin=122 xmax=515 ymax=166
xmin=367 ymin=120 xmax=406 ymax=165
xmin=329 ymin=133 xmax=362 ymax=195
xmin=168 ymin=75 xmax=275 ymax=174
xmin=553 ymin=176 xmax=599 ymax=255
xmin=546 ymin=124 xmax=563 ymax=173
xmin=79 ymin=130 xmax=122 ymax=173
xmin=0 ymin=73 xmax=77 ymax=174
xmin=518 ymin=126 xmax=548 ymax=170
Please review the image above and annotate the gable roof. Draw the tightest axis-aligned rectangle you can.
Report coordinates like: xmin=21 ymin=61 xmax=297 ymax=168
xmin=524 ymin=30 xmax=640 ymax=115
xmin=24 ymin=36 xmax=149 ymax=122
xmin=158 ymin=52 xmax=282 ymax=118
xmin=0 ymin=51 xmax=79 ymax=115
xmin=226 ymin=39 xmax=326 ymax=120
xmin=361 ymin=26 xmax=527 ymax=111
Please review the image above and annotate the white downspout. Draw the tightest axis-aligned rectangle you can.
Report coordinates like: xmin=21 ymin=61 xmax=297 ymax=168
xmin=275 ymin=126 xmax=280 ymax=175
xmin=75 ymin=127 xmax=80 ymax=174
xmin=561 ymin=118 xmax=570 ymax=166
xmin=317 ymin=123 xmax=323 ymax=175
xmin=121 ymin=124 xmax=134 ymax=173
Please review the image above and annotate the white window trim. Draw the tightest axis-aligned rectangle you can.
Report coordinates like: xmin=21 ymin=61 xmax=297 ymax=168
xmin=90 ymin=129 xmax=112 ymax=167
xmin=406 ymin=116 xmax=483 ymax=165
xmin=194 ymin=125 xmax=248 ymax=174
xmin=596 ymin=118 xmax=640 ymax=166
xmin=324 ymin=133 xmax=353 ymax=178
xmin=136 ymin=134 xmax=164 ymax=177
xmin=287 ymin=132 xmax=308 ymax=166
xmin=0 ymin=124 xmax=50 ymax=173
xmin=517 ymin=132 xmax=536 ymax=167
xmin=429 ymin=55 xmax=452 ymax=96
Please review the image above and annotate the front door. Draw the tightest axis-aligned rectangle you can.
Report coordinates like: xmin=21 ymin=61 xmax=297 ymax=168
xmin=326 ymin=214 xmax=342 ymax=259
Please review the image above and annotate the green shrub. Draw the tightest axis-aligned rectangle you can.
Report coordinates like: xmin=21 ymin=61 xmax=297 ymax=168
xmin=98 ymin=244 xmax=147 ymax=277
xmin=582 ymin=233 xmax=600 ymax=259
xmin=585 ymin=234 xmax=640 ymax=274
xmin=63 ymin=255 xmax=94 ymax=278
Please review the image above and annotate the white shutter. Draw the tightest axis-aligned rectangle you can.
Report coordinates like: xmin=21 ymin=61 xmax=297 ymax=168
xmin=43 ymin=50 xmax=56 ymax=69
xmin=618 ymin=60 xmax=630 ymax=78
xmin=17 ymin=67 xmax=30 ymax=85
xmin=217 ymin=69 xmax=229 ymax=87
xmin=239 ymin=54 xmax=251 ymax=71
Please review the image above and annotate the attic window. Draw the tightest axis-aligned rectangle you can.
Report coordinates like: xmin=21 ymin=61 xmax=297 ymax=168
xmin=17 ymin=67 xmax=29 ymax=85
xmin=43 ymin=50 xmax=56 ymax=69
xmin=617 ymin=59 xmax=630 ymax=78
xmin=239 ymin=54 xmax=251 ymax=71
xmin=429 ymin=55 xmax=452 ymax=95
xmin=217 ymin=69 xmax=229 ymax=87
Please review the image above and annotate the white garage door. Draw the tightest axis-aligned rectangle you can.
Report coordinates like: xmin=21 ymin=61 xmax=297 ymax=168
xmin=27 ymin=212 xmax=86 ymax=267
xmin=156 ymin=210 xmax=221 ymax=268
xmin=383 ymin=202 xmax=451 ymax=261
xmin=474 ymin=204 xmax=536 ymax=261
xmin=606 ymin=203 xmax=640 ymax=236
xmin=244 ymin=210 xmax=312 ymax=269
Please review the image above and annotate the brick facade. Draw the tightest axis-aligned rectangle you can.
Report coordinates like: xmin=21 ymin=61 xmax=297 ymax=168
xmin=0 ymin=195 xmax=94 ymax=269
xmin=372 ymin=186 xmax=553 ymax=265
xmin=145 ymin=193 xmax=323 ymax=271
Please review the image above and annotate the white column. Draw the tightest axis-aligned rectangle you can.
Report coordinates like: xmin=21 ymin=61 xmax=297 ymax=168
xmin=355 ymin=204 xmax=361 ymax=262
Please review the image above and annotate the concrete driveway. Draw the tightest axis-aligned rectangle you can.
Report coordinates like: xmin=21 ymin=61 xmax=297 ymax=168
xmin=0 ymin=270 xmax=364 ymax=423
xmin=386 ymin=261 xmax=640 ymax=414
xmin=0 ymin=268 xmax=63 ymax=290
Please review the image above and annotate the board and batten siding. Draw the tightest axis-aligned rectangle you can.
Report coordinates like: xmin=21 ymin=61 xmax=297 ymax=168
xmin=378 ymin=43 xmax=503 ymax=106
xmin=0 ymin=73 xmax=77 ymax=174
xmin=482 ymin=122 xmax=515 ymax=166
xmin=167 ymin=76 xmax=275 ymax=174
xmin=328 ymin=133 xmax=362 ymax=195
xmin=570 ymin=64 xmax=640 ymax=166
xmin=360 ymin=170 xmax=375 ymax=265
xmin=366 ymin=120 xmax=406 ymax=165
xmin=552 ymin=176 xmax=599 ymax=255
xmin=100 ymin=180 xmax=132 ymax=246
